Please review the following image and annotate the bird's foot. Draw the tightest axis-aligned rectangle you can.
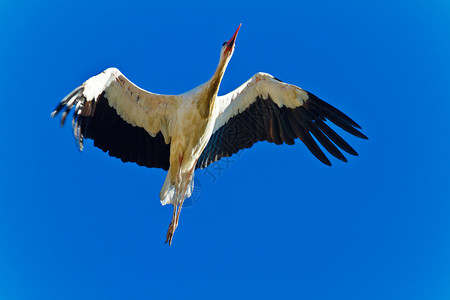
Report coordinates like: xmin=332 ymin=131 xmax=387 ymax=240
xmin=165 ymin=220 xmax=177 ymax=246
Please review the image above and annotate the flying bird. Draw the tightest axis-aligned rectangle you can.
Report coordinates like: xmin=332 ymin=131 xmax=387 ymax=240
xmin=51 ymin=24 xmax=367 ymax=245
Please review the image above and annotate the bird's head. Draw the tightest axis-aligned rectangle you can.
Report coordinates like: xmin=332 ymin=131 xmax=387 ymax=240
xmin=220 ymin=24 xmax=241 ymax=62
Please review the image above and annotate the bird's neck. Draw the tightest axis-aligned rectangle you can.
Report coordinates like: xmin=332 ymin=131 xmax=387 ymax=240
xmin=197 ymin=57 xmax=228 ymax=119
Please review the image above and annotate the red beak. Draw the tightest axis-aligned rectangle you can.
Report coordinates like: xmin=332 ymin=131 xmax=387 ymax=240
xmin=226 ymin=24 xmax=241 ymax=51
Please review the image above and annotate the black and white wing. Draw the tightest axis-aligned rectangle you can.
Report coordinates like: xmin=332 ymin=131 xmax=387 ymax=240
xmin=52 ymin=68 xmax=180 ymax=170
xmin=196 ymin=72 xmax=367 ymax=169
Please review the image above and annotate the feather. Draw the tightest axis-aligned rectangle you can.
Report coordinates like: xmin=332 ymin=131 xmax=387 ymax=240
xmin=307 ymin=93 xmax=362 ymax=129
xmin=278 ymin=110 xmax=296 ymax=145
xmin=295 ymin=123 xmax=331 ymax=166
xmin=314 ymin=119 xmax=358 ymax=156
xmin=306 ymin=122 xmax=347 ymax=162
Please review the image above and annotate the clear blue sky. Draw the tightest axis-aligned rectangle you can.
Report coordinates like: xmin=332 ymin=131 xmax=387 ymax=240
xmin=1 ymin=0 xmax=449 ymax=299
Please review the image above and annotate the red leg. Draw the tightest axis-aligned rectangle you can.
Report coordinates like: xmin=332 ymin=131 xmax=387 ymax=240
xmin=165 ymin=159 xmax=197 ymax=246
xmin=165 ymin=155 xmax=183 ymax=245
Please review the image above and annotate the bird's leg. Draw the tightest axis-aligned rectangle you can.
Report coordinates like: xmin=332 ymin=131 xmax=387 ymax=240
xmin=174 ymin=160 xmax=197 ymax=225
xmin=165 ymin=159 xmax=197 ymax=245
xmin=165 ymin=203 xmax=178 ymax=245
xmin=165 ymin=196 xmax=180 ymax=245
xmin=165 ymin=154 xmax=183 ymax=245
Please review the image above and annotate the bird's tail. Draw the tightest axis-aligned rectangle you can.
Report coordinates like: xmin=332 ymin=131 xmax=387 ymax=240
xmin=160 ymin=173 xmax=194 ymax=206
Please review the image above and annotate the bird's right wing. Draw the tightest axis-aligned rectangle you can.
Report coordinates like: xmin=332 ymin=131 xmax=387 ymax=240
xmin=196 ymin=72 xmax=367 ymax=169
xmin=52 ymin=68 xmax=181 ymax=170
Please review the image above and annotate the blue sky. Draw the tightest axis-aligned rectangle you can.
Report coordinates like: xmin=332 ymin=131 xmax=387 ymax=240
xmin=1 ymin=0 xmax=449 ymax=299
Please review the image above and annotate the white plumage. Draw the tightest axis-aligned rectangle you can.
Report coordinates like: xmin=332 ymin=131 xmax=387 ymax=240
xmin=52 ymin=24 xmax=367 ymax=245
xmin=213 ymin=72 xmax=309 ymax=131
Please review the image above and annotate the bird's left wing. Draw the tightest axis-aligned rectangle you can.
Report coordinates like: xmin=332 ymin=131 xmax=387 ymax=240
xmin=196 ymin=72 xmax=367 ymax=169
xmin=52 ymin=68 xmax=180 ymax=170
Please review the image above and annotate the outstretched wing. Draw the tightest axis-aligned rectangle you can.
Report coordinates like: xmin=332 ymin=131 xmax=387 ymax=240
xmin=52 ymin=68 xmax=180 ymax=170
xmin=196 ymin=72 xmax=367 ymax=169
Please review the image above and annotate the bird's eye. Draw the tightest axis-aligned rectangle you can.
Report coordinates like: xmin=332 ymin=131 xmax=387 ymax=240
xmin=222 ymin=42 xmax=227 ymax=46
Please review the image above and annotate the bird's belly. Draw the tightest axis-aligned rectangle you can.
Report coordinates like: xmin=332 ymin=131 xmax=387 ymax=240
xmin=169 ymin=117 xmax=214 ymax=174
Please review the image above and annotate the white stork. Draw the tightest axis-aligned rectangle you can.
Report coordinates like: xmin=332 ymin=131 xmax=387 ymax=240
xmin=52 ymin=24 xmax=367 ymax=245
